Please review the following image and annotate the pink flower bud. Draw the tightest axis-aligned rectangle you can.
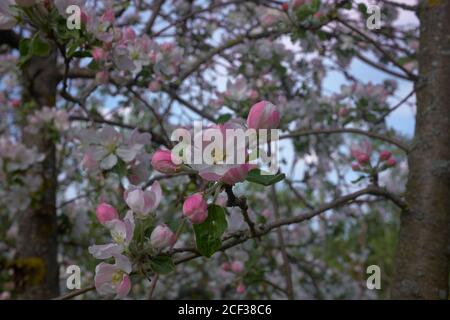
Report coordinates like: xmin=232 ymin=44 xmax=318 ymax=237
xmin=183 ymin=194 xmax=208 ymax=224
xmin=10 ymin=99 xmax=21 ymax=108
xmin=387 ymin=158 xmax=397 ymax=167
xmin=102 ymin=8 xmax=115 ymax=25
xmin=247 ymin=101 xmax=280 ymax=129
xmin=151 ymin=149 xmax=180 ymax=174
xmin=236 ymin=282 xmax=246 ymax=294
xmin=150 ymin=224 xmax=176 ymax=250
xmin=221 ymin=262 xmax=231 ymax=272
xmin=92 ymin=48 xmax=107 ymax=62
xmin=221 ymin=164 xmax=257 ymax=186
xmin=357 ymin=154 xmax=370 ymax=165
xmin=351 ymin=163 xmax=360 ymax=171
xmin=96 ymin=203 xmax=119 ymax=224
xmin=379 ymin=150 xmax=392 ymax=161
xmin=81 ymin=11 xmax=89 ymax=24
xmin=231 ymin=261 xmax=244 ymax=273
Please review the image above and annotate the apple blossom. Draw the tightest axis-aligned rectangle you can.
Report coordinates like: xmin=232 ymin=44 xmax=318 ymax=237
xmin=106 ymin=211 xmax=135 ymax=247
xmin=247 ymin=101 xmax=280 ymax=130
xmin=230 ymin=261 xmax=244 ymax=273
xmin=183 ymin=193 xmax=208 ymax=224
xmin=150 ymin=224 xmax=177 ymax=250
xmin=0 ymin=1 xmax=16 ymax=30
xmin=124 ymin=181 xmax=162 ymax=217
xmin=94 ymin=254 xmax=132 ymax=299
xmin=95 ymin=202 xmax=119 ymax=224
xmin=89 ymin=243 xmax=123 ymax=259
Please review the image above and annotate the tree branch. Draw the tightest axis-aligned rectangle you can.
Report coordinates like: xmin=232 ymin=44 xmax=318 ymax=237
xmin=280 ymin=127 xmax=410 ymax=153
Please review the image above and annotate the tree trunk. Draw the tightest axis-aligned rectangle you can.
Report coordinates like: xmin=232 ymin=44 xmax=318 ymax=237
xmin=14 ymin=53 xmax=60 ymax=299
xmin=391 ymin=1 xmax=450 ymax=299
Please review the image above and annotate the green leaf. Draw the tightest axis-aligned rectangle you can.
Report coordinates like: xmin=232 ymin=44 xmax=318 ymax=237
xmin=19 ymin=38 xmax=30 ymax=57
xmin=18 ymin=39 xmax=32 ymax=66
xmin=193 ymin=204 xmax=228 ymax=257
xmin=358 ymin=3 xmax=368 ymax=15
xmin=216 ymin=113 xmax=232 ymax=124
xmin=31 ymin=36 xmax=51 ymax=57
xmin=245 ymin=168 xmax=285 ymax=186
xmin=148 ymin=255 xmax=175 ymax=275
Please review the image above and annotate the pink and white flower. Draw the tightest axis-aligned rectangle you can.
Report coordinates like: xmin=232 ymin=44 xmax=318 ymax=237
xmin=94 ymin=254 xmax=132 ymax=299
xmin=124 ymin=181 xmax=162 ymax=217
xmin=106 ymin=211 xmax=135 ymax=246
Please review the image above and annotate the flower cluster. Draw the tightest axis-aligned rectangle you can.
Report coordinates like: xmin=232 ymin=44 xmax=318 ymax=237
xmin=89 ymin=180 xmax=169 ymax=298
xmin=350 ymin=140 xmax=397 ymax=175
xmin=25 ymin=106 xmax=69 ymax=134
xmin=150 ymin=100 xmax=281 ymax=224
xmin=0 ymin=138 xmax=44 ymax=213
xmin=88 ymin=203 xmax=135 ymax=298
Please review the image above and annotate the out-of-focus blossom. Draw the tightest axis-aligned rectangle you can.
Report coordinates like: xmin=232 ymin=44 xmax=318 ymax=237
xmin=25 ymin=107 xmax=69 ymax=134
xmin=236 ymin=282 xmax=246 ymax=294
xmin=379 ymin=150 xmax=392 ymax=161
xmin=350 ymin=140 xmax=372 ymax=165
xmin=0 ymin=0 xmax=15 ymax=30
xmin=230 ymin=261 xmax=244 ymax=273
xmin=78 ymin=126 xmax=150 ymax=170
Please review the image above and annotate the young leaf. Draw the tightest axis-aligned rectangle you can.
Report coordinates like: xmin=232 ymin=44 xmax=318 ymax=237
xmin=148 ymin=255 xmax=175 ymax=275
xmin=245 ymin=168 xmax=285 ymax=186
xmin=216 ymin=113 xmax=232 ymax=124
xmin=193 ymin=204 xmax=228 ymax=257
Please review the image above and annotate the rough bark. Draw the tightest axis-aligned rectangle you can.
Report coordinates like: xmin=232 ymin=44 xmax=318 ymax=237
xmin=14 ymin=52 xmax=60 ymax=299
xmin=391 ymin=1 xmax=450 ymax=299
